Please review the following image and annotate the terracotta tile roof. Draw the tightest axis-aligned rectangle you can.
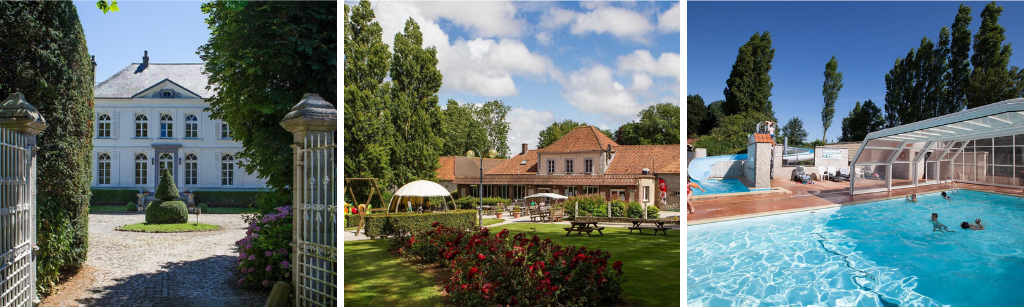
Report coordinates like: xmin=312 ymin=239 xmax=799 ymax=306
xmin=437 ymin=156 xmax=456 ymax=180
xmin=538 ymin=125 xmax=618 ymax=152
xmin=485 ymin=150 xmax=538 ymax=175
xmin=437 ymin=156 xmax=505 ymax=181
xmin=753 ymin=133 xmax=776 ymax=145
xmin=604 ymin=145 xmax=681 ymax=175
xmin=453 ymin=174 xmax=642 ymax=186
xmin=658 ymin=160 xmax=681 ymax=174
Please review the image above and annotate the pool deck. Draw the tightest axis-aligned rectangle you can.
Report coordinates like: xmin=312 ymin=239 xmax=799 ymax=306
xmin=688 ymin=180 xmax=1023 ymax=225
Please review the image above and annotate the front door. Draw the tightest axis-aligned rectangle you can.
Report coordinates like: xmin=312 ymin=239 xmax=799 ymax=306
xmin=157 ymin=153 xmax=174 ymax=189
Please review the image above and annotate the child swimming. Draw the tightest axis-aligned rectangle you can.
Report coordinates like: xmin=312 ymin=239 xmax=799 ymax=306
xmin=931 ymin=213 xmax=954 ymax=233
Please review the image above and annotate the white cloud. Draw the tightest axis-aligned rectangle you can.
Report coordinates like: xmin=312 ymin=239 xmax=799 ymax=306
xmin=541 ymin=6 xmax=654 ymax=43
xmin=507 ymin=108 xmax=555 ymax=153
xmin=657 ymin=3 xmax=680 ymax=33
xmin=535 ymin=32 xmax=554 ymax=46
xmin=631 ymin=73 xmax=653 ymax=91
xmin=561 ymin=65 xmax=640 ymax=116
xmin=413 ymin=1 xmax=526 ymax=37
xmin=371 ymin=2 xmax=556 ymax=97
xmin=617 ymin=50 xmax=680 ymax=78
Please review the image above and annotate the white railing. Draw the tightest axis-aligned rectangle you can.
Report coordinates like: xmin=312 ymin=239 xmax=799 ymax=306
xmin=281 ymin=94 xmax=337 ymax=307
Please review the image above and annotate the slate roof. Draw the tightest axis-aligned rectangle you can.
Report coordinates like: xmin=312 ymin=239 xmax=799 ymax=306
xmin=604 ymin=145 xmax=680 ymax=175
xmin=538 ymin=126 xmax=618 ymax=152
xmin=94 ymin=63 xmax=214 ymax=99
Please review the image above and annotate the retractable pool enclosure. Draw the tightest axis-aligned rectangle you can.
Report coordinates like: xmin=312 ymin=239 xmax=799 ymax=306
xmin=850 ymin=98 xmax=1024 ymax=195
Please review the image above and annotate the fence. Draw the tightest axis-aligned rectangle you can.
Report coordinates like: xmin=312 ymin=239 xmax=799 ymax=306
xmin=0 ymin=93 xmax=47 ymax=307
xmin=281 ymin=94 xmax=337 ymax=307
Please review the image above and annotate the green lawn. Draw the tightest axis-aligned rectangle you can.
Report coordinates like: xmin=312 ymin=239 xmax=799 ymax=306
xmin=480 ymin=218 xmax=504 ymax=227
xmin=90 ymin=205 xmax=131 ymax=213
xmin=119 ymin=223 xmax=221 ymax=232
xmin=344 ymin=223 xmax=679 ymax=306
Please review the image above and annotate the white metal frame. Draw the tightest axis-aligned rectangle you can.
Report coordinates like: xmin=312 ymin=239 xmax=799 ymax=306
xmin=0 ymin=128 xmax=39 ymax=307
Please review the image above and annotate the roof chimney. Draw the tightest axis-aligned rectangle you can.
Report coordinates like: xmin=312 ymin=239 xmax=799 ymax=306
xmin=90 ymin=55 xmax=96 ymax=81
xmin=135 ymin=51 xmax=149 ymax=74
xmin=521 ymin=143 xmax=528 ymax=156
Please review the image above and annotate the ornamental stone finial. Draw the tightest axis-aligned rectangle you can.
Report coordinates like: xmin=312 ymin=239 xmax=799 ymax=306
xmin=280 ymin=93 xmax=337 ymax=135
xmin=0 ymin=92 xmax=48 ymax=135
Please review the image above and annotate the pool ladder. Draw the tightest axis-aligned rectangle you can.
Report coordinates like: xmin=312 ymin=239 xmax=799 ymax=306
xmin=944 ymin=180 xmax=959 ymax=193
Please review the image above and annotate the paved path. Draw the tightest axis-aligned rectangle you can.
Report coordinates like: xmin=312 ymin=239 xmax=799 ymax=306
xmin=40 ymin=213 xmax=267 ymax=307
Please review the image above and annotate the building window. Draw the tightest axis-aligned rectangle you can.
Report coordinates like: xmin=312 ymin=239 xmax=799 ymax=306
xmin=221 ymin=122 xmax=232 ymax=139
xmin=512 ymin=185 xmax=526 ymax=200
xmin=98 ymin=153 xmax=111 ymax=185
xmin=221 ymin=154 xmax=235 ymax=186
xmin=185 ymin=115 xmax=199 ymax=138
xmin=643 ymin=186 xmax=650 ymax=202
xmin=565 ymin=186 xmax=577 ymax=197
xmin=135 ymin=114 xmax=148 ymax=137
xmin=495 ymin=185 xmax=509 ymax=199
xmin=469 ymin=185 xmax=479 ymax=197
xmin=160 ymin=114 xmax=174 ymax=138
xmin=159 ymin=153 xmax=173 ymax=178
xmin=547 ymin=159 xmax=555 ymax=173
xmin=565 ymin=159 xmax=574 ymax=174
xmin=611 ymin=189 xmax=625 ymax=201
xmin=184 ymin=154 xmax=198 ymax=185
xmin=582 ymin=186 xmax=598 ymax=195
xmin=584 ymin=159 xmax=594 ymax=173
xmin=134 ymin=154 xmax=148 ymax=185
xmin=97 ymin=114 xmax=111 ymax=138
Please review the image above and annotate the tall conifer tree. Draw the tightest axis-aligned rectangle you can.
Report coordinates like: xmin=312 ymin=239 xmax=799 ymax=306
xmin=821 ymin=56 xmax=843 ymax=142
xmin=723 ymin=32 xmax=775 ymax=117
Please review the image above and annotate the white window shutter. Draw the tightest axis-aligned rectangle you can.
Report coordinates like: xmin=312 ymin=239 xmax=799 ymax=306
xmin=93 ymin=152 xmax=99 ymax=185
xmin=111 ymin=112 xmax=119 ymax=139
xmin=216 ymin=121 xmax=222 ymax=139
xmin=94 ymin=112 xmax=99 ymax=138
xmin=111 ymin=152 xmax=120 ymax=186
xmin=214 ymin=151 xmax=222 ymax=186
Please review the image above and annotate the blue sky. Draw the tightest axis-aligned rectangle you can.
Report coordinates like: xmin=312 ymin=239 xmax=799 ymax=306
xmin=688 ymin=1 xmax=1024 ymax=143
xmin=74 ymin=1 xmax=210 ymax=82
xmin=351 ymin=1 xmax=681 ymax=153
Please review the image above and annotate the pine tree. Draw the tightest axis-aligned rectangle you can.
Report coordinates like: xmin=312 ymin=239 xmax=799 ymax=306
xmin=779 ymin=117 xmax=808 ymax=145
xmin=723 ymin=32 xmax=775 ymax=117
xmin=687 ymin=94 xmax=708 ymax=137
xmin=821 ymin=56 xmax=843 ymax=142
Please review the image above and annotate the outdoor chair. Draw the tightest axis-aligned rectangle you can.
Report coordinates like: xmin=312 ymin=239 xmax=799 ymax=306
xmin=836 ymin=168 xmax=851 ymax=181
xmin=817 ymin=166 xmax=830 ymax=181
xmin=793 ymin=166 xmax=812 ymax=184
xmin=826 ymin=166 xmax=838 ymax=181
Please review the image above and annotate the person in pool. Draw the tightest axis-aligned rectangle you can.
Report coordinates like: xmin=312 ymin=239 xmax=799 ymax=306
xmin=906 ymin=193 xmax=917 ymax=202
xmin=687 ymin=176 xmax=705 ymax=214
xmin=961 ymin=218 xmax=985 ymax=230
xmin=941 ymin=191 xmax=952 ymax=200
xmin=931 ymin=213 xmax=954 ymax=233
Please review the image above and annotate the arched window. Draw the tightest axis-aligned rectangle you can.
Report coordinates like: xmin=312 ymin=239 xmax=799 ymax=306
xmin=98 ymin=153 xmax=111 ymax=185
xmin=160 ymin=114 xmax=173 ymax=138
xmin=134 ymin=153 xmax=148 ymax=185
xmin=221 ymin=154 xmax=235 ymax=186
xmin=185 ymin=115 xmax=199 ymax=138
xmin=97 ymin=114 xmax=111 ymax=138
xmin=184 ymin=154 xmax=198 ymax=185
xmin=159 ymin=153 xmax=173 ymax=178
xmin=135 ymin=114 xmax=148 ymax=138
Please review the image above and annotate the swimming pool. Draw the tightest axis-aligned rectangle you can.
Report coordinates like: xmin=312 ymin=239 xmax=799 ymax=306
xmin=691 ymin=179 xmax=750 ymax=195
xmin=688 ymin=190 xmax=1024 ymax=306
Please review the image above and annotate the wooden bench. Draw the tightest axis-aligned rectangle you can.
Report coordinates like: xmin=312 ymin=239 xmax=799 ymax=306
xmin=628 ymin=226 xmax=668 ymax=235
xmin=564 ymin=227 xmax=593 ymax=236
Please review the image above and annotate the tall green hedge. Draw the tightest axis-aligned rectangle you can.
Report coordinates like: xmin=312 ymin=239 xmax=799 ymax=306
xmin=363 ymin=210 xmax=476 ymax=239
xmin=90 ymin=189 xmax=138 ymax=207
xmin=191 ymin=191 xmax=266 ymax=207
xmin=0 ymin=2 xmax=94 ymax=295
xmin=454 ymin=196 xmax=511 ymax=210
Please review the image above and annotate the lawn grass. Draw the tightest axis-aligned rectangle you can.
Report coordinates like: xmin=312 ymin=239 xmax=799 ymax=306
xmin=202 ymin=206 xmax=258 ymax=214
xmin=480 ymin=218 xmax=504 ymax=227
xmin=343 ymin=223 xmax=679 ymax=306
xmin=90 ymin=205 xmax=130 ymax=213
xmin=344 ymin=240 xmax=443 ymax=307
xmin=118 ymin=222 xmax=221 ymax=232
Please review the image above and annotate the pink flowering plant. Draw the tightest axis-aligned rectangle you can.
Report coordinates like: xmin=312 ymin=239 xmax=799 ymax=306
xmin=390 ymin=223 xmax=624 ymax=306
xmin=235 ymin=204 xmax=293 ymax=288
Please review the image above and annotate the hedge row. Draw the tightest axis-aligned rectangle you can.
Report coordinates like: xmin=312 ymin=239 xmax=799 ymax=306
xmin=561 ymin=196 xmax=660 ymax=219
xmin=90 ymin=189 xmax=138 ymax=207
xmin=454 ymin=196 xmax=512 ymax=210
xmin=192 ymin=191 xmax=266 ymax=207
xmin=363 ymin=210 xmax=476 ymax=239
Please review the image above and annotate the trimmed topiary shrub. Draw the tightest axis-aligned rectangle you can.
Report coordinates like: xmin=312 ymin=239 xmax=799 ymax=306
xmin=626 ymin=202 xmax=644 ymax=218
xmin=646 ymin=206 xmax=660 ymax=219
xmin=363 ymin=210 xmax=476 ymax=239
xmin=91 ymin=189 xmax=139 ymax=206
xmin=146 ymin=169 xmax=188 ymax=224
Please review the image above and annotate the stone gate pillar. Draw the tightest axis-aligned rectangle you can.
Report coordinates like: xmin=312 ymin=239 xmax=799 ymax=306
xmin=0 ymin=92 xmax=48 ymax=305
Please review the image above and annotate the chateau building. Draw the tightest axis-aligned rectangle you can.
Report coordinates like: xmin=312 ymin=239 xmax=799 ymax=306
xmin=91 ymin=52 xmax=267 ymax=192
xmin=446 ymin=125 xmax=681 ymax=210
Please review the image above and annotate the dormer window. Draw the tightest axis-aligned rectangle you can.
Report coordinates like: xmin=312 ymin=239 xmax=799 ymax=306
xmin=160 ymin=89 xmax=174 ymax=98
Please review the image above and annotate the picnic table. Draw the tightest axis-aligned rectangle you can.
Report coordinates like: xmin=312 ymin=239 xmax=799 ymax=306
xmin=628 ymin=220 xmax=669 ymax=235
xmin=564 ymin=221 xmax=605 ymax=236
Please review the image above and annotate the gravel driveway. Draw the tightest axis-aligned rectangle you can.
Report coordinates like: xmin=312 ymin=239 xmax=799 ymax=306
xmin=40 ymin=213 xmax=268 ymax=307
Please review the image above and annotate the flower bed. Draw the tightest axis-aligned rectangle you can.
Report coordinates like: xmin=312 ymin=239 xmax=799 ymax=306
xmin=235 ymin=205 xmax=292 ymax=288
xmin=390 ymin=223 xmax=624 ymax=306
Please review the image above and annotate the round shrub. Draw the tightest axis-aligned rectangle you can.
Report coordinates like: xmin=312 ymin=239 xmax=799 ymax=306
xmin=145 ymin=201 xmax=188 ymax=224
xmin=198 ymin=203 xmax=209 ymax=212
xmin=626 ymin=202 xmax=644 ymax=218
xmin=646 ymin=206 xmax=660 ymax=219
xmin=127 ymin=202 xmax=137 ymax=212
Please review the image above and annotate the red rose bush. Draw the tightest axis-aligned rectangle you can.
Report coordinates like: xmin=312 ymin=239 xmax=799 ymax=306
xmin=390 ymin=223 xmax=624 ymax=306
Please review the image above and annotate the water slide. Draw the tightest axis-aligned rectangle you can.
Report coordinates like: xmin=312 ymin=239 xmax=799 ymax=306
xmin=687 ymin=148 xmax=815 ymax=181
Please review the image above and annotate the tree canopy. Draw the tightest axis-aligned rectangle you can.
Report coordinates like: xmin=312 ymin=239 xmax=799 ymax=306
xmin=538 ymin=120 xmax=612 ymax=149
xmin=199 ymin=1 xmax=337 ymax=197
xmin=966 ymin=1 xmax=1020 ymax=108
xmin=614 ymin=103 xmax=680 ymax=145
xmin=723 ymin=32 xmax=775 ymax=117
xmin=441 ymin=100 xmax=511 ymax=158
xmin=779 ymin=117 xmax=808 ymax=146
xmin=687 ymin=94 xmax=708 ymax=138
xmin=839 ymin=99 xmax=886 ymax=142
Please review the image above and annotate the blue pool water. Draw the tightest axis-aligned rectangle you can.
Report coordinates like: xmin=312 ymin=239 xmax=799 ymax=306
xmin=691 ymin=179 xmax=751 ymax=195
xmin=688 ymin=190 xmax=1024 ymax=306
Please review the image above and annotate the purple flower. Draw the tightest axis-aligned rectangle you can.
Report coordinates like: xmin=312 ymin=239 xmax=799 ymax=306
xmin=249 ymin=267 xmax=256 ymax=273
xmin=238 ymin=277 xmax=245 ymax=285
xmin=281 ymin=260 xmax=290 ymax=269
xmin=265 ymin=251 xmax=273 ymax=257
xmin=240 ymin=252 xmax=247 ymax=258
xmin=262 ymin=279 xmax=270 ymax=287
xmin=248 ymin=255 xmax=255 ymax=260
xmin=254 ymin=226 xmax=261 ymax=232
xmin=277 ymin=248 xmax=286 ymax=255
